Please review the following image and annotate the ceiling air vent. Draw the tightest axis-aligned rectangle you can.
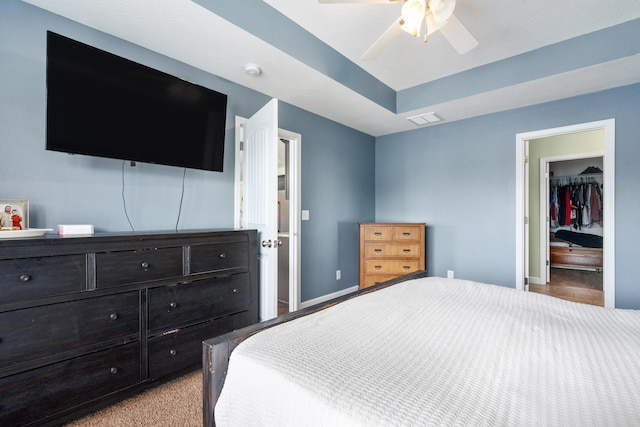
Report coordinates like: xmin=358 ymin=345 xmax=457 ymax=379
xmin=407 ymin=112 xmax=443 ymax=126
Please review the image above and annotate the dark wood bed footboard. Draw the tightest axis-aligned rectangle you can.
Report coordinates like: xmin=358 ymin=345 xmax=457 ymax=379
xmin=202 ymin=270 xmax=428 ymax=427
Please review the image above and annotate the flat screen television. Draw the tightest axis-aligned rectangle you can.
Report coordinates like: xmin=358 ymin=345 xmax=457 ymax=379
xmin=46 ymin=31 xmax=227 ymax=172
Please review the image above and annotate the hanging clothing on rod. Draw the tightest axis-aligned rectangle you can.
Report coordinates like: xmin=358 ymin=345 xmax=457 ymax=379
xmin=550 ymin=175 xmax=602 ymax=230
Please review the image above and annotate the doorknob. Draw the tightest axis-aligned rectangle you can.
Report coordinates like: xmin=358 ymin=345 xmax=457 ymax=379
xmin=276 ymin=239 xmax=283 ymax=247
xmin=262 ymin=240 xmax=272 ymax=248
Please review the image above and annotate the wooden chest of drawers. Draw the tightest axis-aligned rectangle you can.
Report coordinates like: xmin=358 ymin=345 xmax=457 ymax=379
xmin=359 ymin=223 xmax=425 ymax=289
xmin=0 ymin=229 xmax=258 ymax=426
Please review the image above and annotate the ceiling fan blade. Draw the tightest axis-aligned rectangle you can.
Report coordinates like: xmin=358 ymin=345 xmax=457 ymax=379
xmin=438 ymin=14 xmax=478 ymax=54
xmin=361 ymin=17 xmax=404 ymax=61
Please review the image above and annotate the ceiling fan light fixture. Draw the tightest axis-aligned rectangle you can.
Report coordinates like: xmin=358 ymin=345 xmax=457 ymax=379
xmin=401 ymin=0 xmax=426 ymax=37
xmin=428 ymin=0 xmax=456 ymax=24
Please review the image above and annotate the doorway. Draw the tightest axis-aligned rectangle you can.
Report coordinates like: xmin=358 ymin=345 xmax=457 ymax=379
xmin=234 ymin=115 xmax=301 ymax=319
xmin=515 ymin=119 xmax=616 ymax=308
xmin=530 ymin=155 xmax=604 ymax=306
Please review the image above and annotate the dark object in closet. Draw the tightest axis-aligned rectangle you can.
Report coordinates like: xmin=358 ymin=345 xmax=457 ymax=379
xmin=555 ymin=230 xmax=603 ymax=248
xmin=580 ymin=166 xmax=603 ymax=174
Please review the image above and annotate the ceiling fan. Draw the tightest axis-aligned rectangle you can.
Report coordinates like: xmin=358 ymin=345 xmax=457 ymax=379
xmin=319 ymin=0 xmax=478 ymax=60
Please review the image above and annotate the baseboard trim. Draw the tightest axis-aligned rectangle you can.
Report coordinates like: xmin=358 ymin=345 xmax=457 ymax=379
xmin=299 ymin=285 xmax=359 ymax=309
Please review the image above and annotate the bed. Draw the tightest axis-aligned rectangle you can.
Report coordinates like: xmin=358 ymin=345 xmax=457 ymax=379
xmin=202 ymin=272 xmax=640 ymax=426
xmin=550 ymin=230 xmax=603 ymax=271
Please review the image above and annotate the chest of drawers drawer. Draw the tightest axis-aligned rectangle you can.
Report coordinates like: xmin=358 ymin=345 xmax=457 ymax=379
xmin=0 ymin=291 xmax=139 ymax=368
xmin=190 ymin=241 xmax=248 ymax=274
xmin=363 ymin=242 xmax=422 ymax=258
xmin=364 ymin=259 xmax=421 ymax=275
xmin=148 ymin=274 xmax=251 ymax=333
xmin=96 ymin=247 xmax=183 ymax=288
xmin=0 ymin=255 xmax=86 ymax=304
xmin=148 ymin=311 xmax=252 ymax=379
xmin=0 ymin=342 xmax=140 ymax=427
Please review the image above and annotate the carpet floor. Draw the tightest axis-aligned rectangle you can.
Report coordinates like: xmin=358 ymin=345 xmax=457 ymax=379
xmin=64 ymin=370 xmax=201 ymax=426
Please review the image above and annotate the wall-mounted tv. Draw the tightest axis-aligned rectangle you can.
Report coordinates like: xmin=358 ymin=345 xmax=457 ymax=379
xmin=46 ymin=31 xmax=227 ymax=172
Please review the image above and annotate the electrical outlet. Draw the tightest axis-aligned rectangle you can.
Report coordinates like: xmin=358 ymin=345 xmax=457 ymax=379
xmin=447 ymin=270 xmax=454 ymax=279
xmin=336 ymin=269 xmax=341 ymax=280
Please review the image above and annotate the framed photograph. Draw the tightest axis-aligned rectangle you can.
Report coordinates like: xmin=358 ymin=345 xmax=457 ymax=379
xmin=0 ymin=199 xmax=29 ymax=230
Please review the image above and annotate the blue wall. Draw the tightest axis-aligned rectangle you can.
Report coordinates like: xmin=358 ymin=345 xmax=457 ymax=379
xmin=0 ymin=0 xmax=375 ymax=302
xmin=376 ymin=83 xmax=640 ymax=309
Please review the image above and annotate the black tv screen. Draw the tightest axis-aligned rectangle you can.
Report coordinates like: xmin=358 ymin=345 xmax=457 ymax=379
xmin=46 ymin=31 xmax=227 ymax=172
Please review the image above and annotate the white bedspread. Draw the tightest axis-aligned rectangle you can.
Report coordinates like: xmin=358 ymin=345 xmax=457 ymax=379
xmin=215 ymin=277 xmax=640 ymax=426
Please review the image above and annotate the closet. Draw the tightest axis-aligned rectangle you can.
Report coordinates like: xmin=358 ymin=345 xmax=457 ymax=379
xmin=544 ymin=158 xmax=604 ymax=306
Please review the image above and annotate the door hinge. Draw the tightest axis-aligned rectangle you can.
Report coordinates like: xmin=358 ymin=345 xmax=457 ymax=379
xmin=240 ymin=140 xmax=244 ymax=151
xmin=524 ymin=216 xmax=529 ymax=225
xmin=524 ymin=277 xmax=529 ymax=285
xmin=546 ymin=260 xmax=550 ymax=266
xmin=524 ymin=155 xmax=529 ymax=164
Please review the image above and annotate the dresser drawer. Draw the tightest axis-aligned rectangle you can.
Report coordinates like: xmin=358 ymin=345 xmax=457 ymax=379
xmin=393 ymin=225 xmax=423 ymax=241
xmin=190 ymin=241 xmax=248 ymax=274
xmin=362 ymin=275 xmax=398 ymax=288
xmin=364 ymin=242 xmax=422 ymax=258
xmin=148 ymin=274 xmax=251 ymax=332
xmin=0 ymin=342 xmax=140 ymax=427
xmin=0 ymin=291 xmax=139 ymax=368
xmin=364 ymin=260 xmax=421 ymax=275
xmin=0 ymin=255 xmax=86 ymax=304
xmin=362 ymin=226 xmax=394 ymax=241
xmin=148 ymin=311 xmax=252 ymax=379
xmin=96 ymin=247 xmax=183 ymax=288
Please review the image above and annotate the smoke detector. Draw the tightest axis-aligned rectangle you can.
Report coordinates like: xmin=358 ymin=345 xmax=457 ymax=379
xmin=244 ymin=63 xmax=261 ymax=76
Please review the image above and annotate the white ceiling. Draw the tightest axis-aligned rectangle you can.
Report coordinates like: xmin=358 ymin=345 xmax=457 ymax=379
xmin=22 ymin=0 xmax=640 ymax=136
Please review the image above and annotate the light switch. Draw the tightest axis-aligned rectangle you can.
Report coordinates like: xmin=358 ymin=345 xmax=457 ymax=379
xmin=301 ymin=210 xmax=310 ymax=221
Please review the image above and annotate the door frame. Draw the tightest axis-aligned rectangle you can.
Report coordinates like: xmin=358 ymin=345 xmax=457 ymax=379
xmin=234 ymin=115 xmax=302 ymax=314
xmin=515 ymin=119 xmax=615 ymax=307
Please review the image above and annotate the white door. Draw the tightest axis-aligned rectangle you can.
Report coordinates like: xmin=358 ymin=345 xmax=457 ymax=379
xmin=524 ymin=139 xmax=530 ymax=291
xmin=243 ymin=98 xmax=279 ymax=321
xmin=543 ymin=160 xmax=551 ymax=283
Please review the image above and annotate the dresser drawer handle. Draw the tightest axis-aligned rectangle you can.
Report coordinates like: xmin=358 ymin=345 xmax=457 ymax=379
xmin=403 ymin=265 xmax=411 ymax=270
xmin=19 ymin=274 xmax=31 ymax=282
xmin=219 ymin=253 xmax=226 ymax=259
xmin=403 ymin=249 xmax=411 ymax=253
xmin=232 ymin=288 xmax=239 ymax=294
xmin=109 ymin=313 xmax=118 ymax=320
xmin=402 ymin=232 xmax=411 ymax=236
xmin=110 ymin=367 xmax=118 ymax=374
xmin=374 ymin=265 xmax=382 ymax=270
xmin=140 ymin=262 xmax=150 ymax=269
xmin=374 ymin=249 xmax=382 ymax=253
xmin=374 ymin=232 xmax=382 ymax=236
xmin=169 ymin=302 xmax=177 ymax=309
xmin=169 ymin=349 xmax=177 ymax=356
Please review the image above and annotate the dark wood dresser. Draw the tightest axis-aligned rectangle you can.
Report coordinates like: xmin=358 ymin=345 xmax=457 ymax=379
xmin=0 ymin=229 xmax=258 ymax=426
